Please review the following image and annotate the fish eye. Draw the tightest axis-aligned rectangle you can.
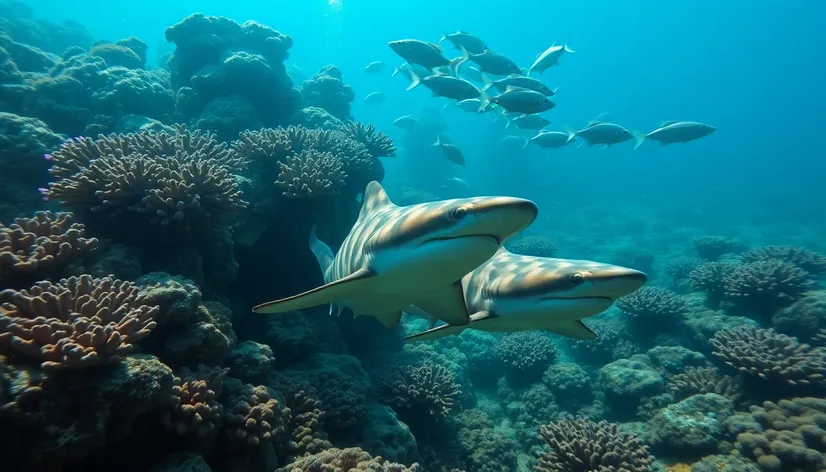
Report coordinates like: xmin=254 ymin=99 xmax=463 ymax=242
xmin=450 ymin=207 xmax=468 ymax=220
xmin=568 ymin=273 xmax=585 ymax=285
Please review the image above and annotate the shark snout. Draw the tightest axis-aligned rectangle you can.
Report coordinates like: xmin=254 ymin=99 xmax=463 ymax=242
xmin=469 ymin=197 xmax=538 ymax=243
xmin=597 ymin=268 xmax=648 ymax=299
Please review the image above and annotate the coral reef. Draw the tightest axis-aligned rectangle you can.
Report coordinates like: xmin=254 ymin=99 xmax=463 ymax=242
xmin=669 ymin=367 xmax=743 ymax=403
xmin=343 ymin=121 xmax=396 ymax=158
xmin=771 ymin=290 xmax=826 ymax=342
xmin=379 ymin=362 xmax=461 ymax=424
xmin=275 ymin=447 xmax=421 ymax=471
xmin=276 ymin=149 xmax=347 ymax=198
xmin=616 ymin=286 xmax=687 ymax=340
xmin=664 ymin=256 xmax=703 ymax=286
xmin=689 ymin=261 xmax=737 ymax=308
xmin=598 ymin=355 xmax=666 ymax=419
xmin=299 ymin=65 xmax=355 ymax=121
xmin=691 ymin=235 xmax=744 ymax=260
xmin=495 ymin=332 xmax=557 ymax=385
xmin=740 ymin=245 xmax=826 ymax=275
xmin=162 ymin=364 xmax=228 ymax=437
xmin=534 ymin=416 xmax=655 ymax=472
xmin=455 ymin=409 xmax=518 ymax=472
xmin=222 ymin=379 xmax=288 ymax=448
xmin=710 ymin=326 xmax=826 ymax=389
xmin=722 ymin=260 xmax=811 ymax=318
xmin=735 ymin=397 xmax=826 ymax=471
xmin=505 ymin=235 xmax=559 ymax=257
xmin=282 ymin=388 xmax=333 ymax=457
xmin=0 ymin=211 xmax=98 ymax=286
xmin=0 ymin=275 xmax=158 ymax=369
xmin=648 ymin=393 xmax=734 ymax=456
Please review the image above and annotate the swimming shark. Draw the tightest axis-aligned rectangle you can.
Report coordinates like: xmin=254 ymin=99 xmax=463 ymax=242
xmin=404 ymin=248 xmax=647 ymax=341
xmin=253 ymin=181 xmax=538 ymax=329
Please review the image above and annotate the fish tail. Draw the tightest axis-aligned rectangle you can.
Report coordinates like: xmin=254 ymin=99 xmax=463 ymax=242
xmin=481 ymin=73 xmax=494 ymax=91
xmin=431 ymin=133 xmax=442 ymax=147
xmin=521 ymin=136 xmax=529 ymax=149
xmin=564 ymin=30 xmax=575 ymax=53
xmin=631 ymin=130 xmax=646 ymax=150
xmin=450 ymin=45 xmax=471 ymax=76
xmin=552 ymin=86 xmax=560 ymax=95
xmin=564 ymin=126 xmax=577 ymax=143
xmin=405 ymin=69 xmax=421 ymax=91
xmin=392 ymin=66 xmax=400 ymax=77
xmin=440 ymin=32 xmax=448 ymax=43
xmin=477 ymin=89 xmax=492 ymax=112
xmin=503 ymin=114 xmax=512 ymax=128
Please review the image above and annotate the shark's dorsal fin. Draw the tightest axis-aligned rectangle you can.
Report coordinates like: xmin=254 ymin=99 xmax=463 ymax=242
xmin=309 ymin=226 xmax=335 ymax=277
xmin=547 ymin=320 xmax=597 ymax=339
xmin=253 ymin=268 xmax=377 ymax=314
xmin=413 ymin=281 xmax=470 ymax=326
xmin=358 ymin=181 xmax=394 ymax=221
xmin=660 ymin=121 xmax=678 ymax=127
xmin=375 ymin=310 xmax=403 ymax=329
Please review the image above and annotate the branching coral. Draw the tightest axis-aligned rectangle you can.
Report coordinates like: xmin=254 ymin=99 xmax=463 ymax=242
xmin=276 ymin=149 xmax=347 ymax=198
xmin=223 ymin=382 xmax=289 ymax=448
xmin=0 ymin=211 xmax=98 ymax=283
xmin=735 ymin=397 xmax=826 ymax=471
xmin=162 ymin=364 xmax=228 ymax=437
xmin=505 ymin=235 xmax=559 ymax=258
xmin=617 ymin=286 xmax=687 ymax=320
xmin=668 ymin=366 xmax=743 ymax=403
xmin=691 ymin=235 xmax=744 ymax=260
xmin=534 ymin=416 xmax=655 ymax=472
xmin=44 ymin=127 xmax=247 ymax=233
xmin=689 ymin=261 xmax=737 ymax=307
xmin=495 ymin=332 xmax=557 ymax=384
xmin=276 ymin=447 xmax=421 ymax=472
xmin=0 ymin=275 xmax=158 ymax=369
xmin=723 ymin=260 xmax=811 ymax=316
xmin=343 ymin=121 xmax=396 ymax=158
xmin=710 ymin=326 xmax=826 ymax=387
xmin=664 ymin=256 xmax=703 ymax=284
xmin=740 ymin=245 xmax=826 ymax=275
xmin=379 ymin=362 xmax=461 ymax=423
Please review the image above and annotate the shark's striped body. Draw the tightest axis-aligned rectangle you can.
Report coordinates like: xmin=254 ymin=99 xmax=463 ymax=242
xmin=405 ymin=248 xmax=647 ymax=341
xmin=254 ymin=182 xmax=538 ymax=329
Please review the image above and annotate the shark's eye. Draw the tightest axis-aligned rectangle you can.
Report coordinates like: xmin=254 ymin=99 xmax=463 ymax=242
xmin=450 ymin=207 xmax=468 ymax=220
xmin=569 ymin=273 xmax=585 ymax=285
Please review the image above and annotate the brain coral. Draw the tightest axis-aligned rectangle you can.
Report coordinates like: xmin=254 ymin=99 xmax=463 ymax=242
xmin=740 ymin=245 xmax=826 ymax=275
xmin=535 ymin=416 xmax=655 ymax=472
xmin=735 ymin=397 xmax=826 ymax=472
xmin=0 ymin=211 xmax=98 ymax=286
xmin=505 ymin=235 xmax=560 ymax=257
xmin=711 ymin=326 xmax=826 ymax=388
xmin=0 ymin=275 xmax=158 ymax=369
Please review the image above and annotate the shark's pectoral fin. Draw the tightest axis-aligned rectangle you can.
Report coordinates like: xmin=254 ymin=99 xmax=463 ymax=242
xmin=375 ymin=310 xmax=403 ymax=329
xmin=253 ymin=268 xmax=376 ymax=314
xmin=547 ymin=320 xmax=597 ymax=340
xmin=404 ymin=310 xmax=492 ymax=343
xmin=413 ymin=281 xmax=470 ymax=326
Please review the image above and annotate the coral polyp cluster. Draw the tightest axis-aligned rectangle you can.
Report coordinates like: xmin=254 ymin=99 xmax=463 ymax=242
xmin=163 ymin=364 xmax=228 ymax=436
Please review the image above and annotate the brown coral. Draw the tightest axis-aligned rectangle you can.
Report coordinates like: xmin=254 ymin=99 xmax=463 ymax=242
xmin=163 ymin=364 xmax=228 ymax=436
xmin=735 ymin=397 xmax=826 ymax=471
xmin=343 ymin=121 xmax=396 ymax=158
xmin=276 ymin=446 xmax=421 ymax=472
xmin=723 ymin=260 xmax=811 ymax=317
xmin=224 ymin=383 xmax=289 ymax=447
xmin=276 ymin=149 xmax=346 ymax=198
xmin=379 ymin=362 xmax=461 ymax=423
xmin=710 ymin=326 xmax=826 ymax=387
xmin=0 ymin=275 xmax=158 ymax=370
xmin=0 ymin=211 xmax=98 ymax=283
xmin=664 ymin=256 xmax=703 ymax=284
xmin=534 ymin=416 xmax=655 ymax=472
xmin=740 ymin=245 xmax=826 ymax=275
xmin=283 ymin=389 xmax=332 ymax=456
xmin=668 ymin=366 xmax=743 ymax=403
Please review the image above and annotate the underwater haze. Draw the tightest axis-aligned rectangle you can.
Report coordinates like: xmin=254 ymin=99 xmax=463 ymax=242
xmin=1 ymin=0 xmax=825 ymax=471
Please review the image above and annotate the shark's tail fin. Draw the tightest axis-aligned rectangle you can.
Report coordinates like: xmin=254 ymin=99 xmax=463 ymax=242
xmin=309 ymin=226 xmax=335 ymax=276
xmin=404 ymin=323 xmax=468 ymax=342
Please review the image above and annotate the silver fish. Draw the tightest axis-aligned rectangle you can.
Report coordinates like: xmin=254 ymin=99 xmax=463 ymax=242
xmin=364 ymin=92 xmax=387 ymax=104
xmin=531 ymin=130 xmax=576 ymax=148
xmin=393 ymin=115 xmax=419 ymax=128
xmin=393 ymin=63 xmax=434 ymax=80
xmin=364 ymin=61 xmax=386 ymax=74
xmin=645 ymin=121 xmax=716 ymax=145
xmin=407 ymin=71 xmax=483 ymax=102
xmin=483 ymin=86 xmax=555 ymax=114
xmin=573 ymin=121 xmax=645 ymax=149
xmin=467 ymin=49 xmax=522 ymax=76
xmin=389 ymin=39 xmax=462 ymax=72
xmin=482 ymin=74 xmax=557 ymax=96
xmin=506 ymin=114 xmax=551 ymax=130
xmin=529 ymin=32 xmax=575 ymax=75
xmin=440 ymin=31 xmax=489 ymax=54
xmin=432 ymin=134 xmax=466 ymax=166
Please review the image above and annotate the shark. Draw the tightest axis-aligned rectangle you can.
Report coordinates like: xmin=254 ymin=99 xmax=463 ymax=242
xmin=404 ymin=247 xmax=647 ymax=342
xmin=253 ymin=181 xmax=539 ymax=329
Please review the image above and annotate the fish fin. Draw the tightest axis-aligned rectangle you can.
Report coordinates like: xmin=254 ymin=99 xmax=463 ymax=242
xmin=439 ymin=32 xmax=448 ymax=43
xmin=563 ymin=30 xmax=575 ymax=53
xmin=413 ymin=281 xmax=470 ymax=326
xmin=564 ymin=127 xmax=577 ymax=143
xmin=660 ymin=121 xmax=677 ymax=127
xmin=477 ymin=89 xmax=492 ymax=112
xmin=404 ymin=323 xmax=467 ymax=342
xmin=431 ymin=133 xmax=442 ymax=147
xmin=587 ymin=120 xmax=605 ymax=127
xmin=552 ymin=86 xmax=560 ymax=95
xmin=392 ymin=65 xmax=403 ymax=77
xmin=328 ymin=302 xmax=346 ymax=317
xmin=481 ymin=73 xmax=494 ymax=91
xmin=358 ymin=181 xmax=395 ymax=220
xmin=428 ymin=315 xmax=438 ymax=329
xmin=405 ymin=69 xmax=422 ymax=91
xmin=631 ymin=130 xmax=646 ymax=150
xmin=547 ymin=320 xmax=596 ymax=339
xmin=521 ymin=136 xmax=529 ymax=149
xmin=503 ymin=114 xmax=512 ymax=129
xmin=451 ymin=45 xmax=471 ymax=76
xmin=253 ymin=268 xmax=377 ymax=314
xmin=308 ymin=226 xmax=335 ymax=275
xmin=375 ymin=310 xmax=404 ymax=329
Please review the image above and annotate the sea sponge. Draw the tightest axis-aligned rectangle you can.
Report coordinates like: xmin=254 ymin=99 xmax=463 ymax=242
xmin=735 ymin=397 xmax=826 ymax=472
xmin=0 ymin=211 xmax=98 ymax=285
xmin=668 ymin=366 xmax=743 ymax=403
xmin=535 ymin=416 xmax=655 ymax=472
xmin=379 ymin=362 xmax=461 ymax=423
xmin=0 ymin=275 xmax=158 ymax=370
xmin=276 ymin=149 xmax=347 ymax=198
xmin=162 ymin=364 xmax=228 ymax=437
xmin=275 ymin=447 xmax=421 ymax=472
xmin=343 ymin=121 xmax=396 ymax=158
xmin=505 ymin=235 xmax=559 ymax=257
xmin=691 ymin=235 xmax=744 ymax=260
xmin=223 ymin=381 xmax=289 ymax=448
xmin=495 ymin=331 xmax=557 ymax=385
xmin=740 ymin=245 xmax=826 ymax=275
xmin=710 ymin=326 xmax=826 ymax=388
xmin=723 ymin=260 xmax=811 ymax=317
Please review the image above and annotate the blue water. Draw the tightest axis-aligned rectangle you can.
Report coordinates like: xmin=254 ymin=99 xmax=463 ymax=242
xmin=3 ymin=1 xmax=825 ymax=471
